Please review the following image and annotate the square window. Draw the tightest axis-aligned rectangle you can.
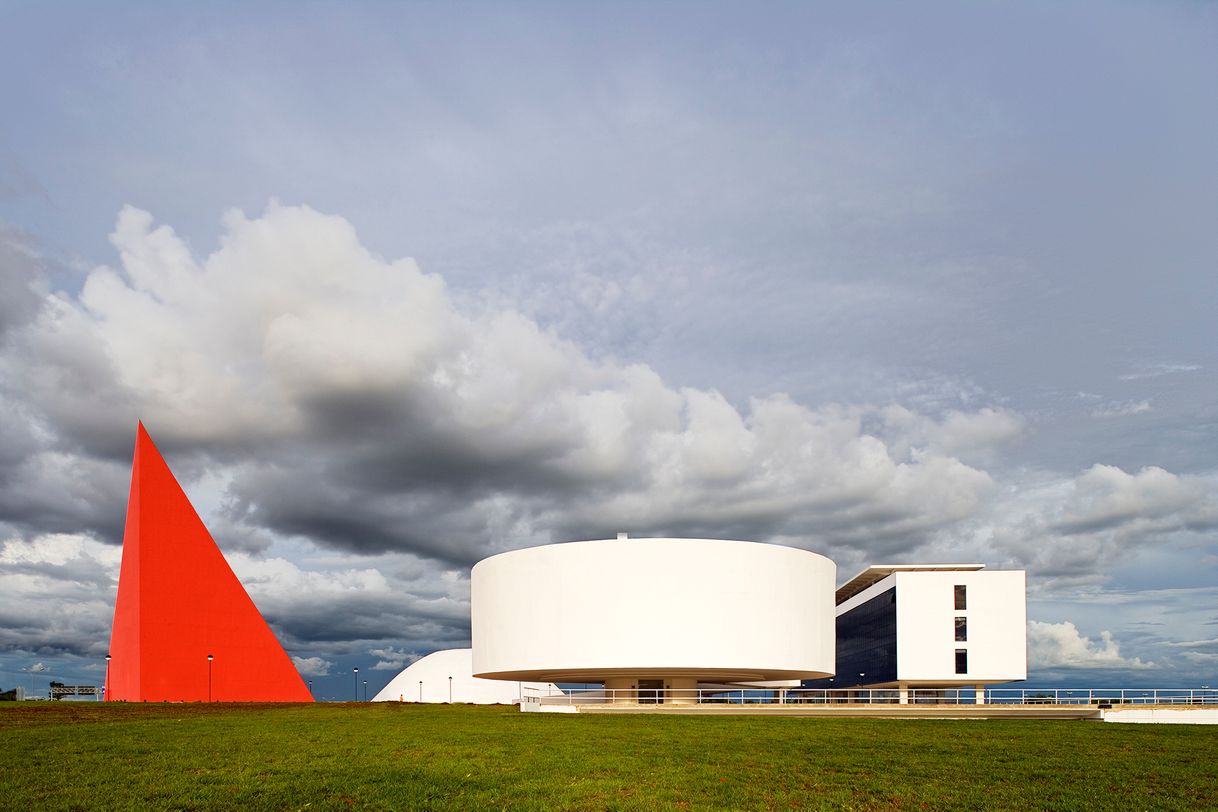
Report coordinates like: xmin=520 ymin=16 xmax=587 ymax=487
xmin=955 ymin=616 xmax=967 ymax=642
xmin=954 ymin=584 xmax=967 ymax=610
xmin=955 ymin=648 xmax=968 ymax=674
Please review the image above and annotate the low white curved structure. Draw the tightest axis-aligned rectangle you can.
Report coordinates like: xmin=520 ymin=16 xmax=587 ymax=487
xmin=472 ymin=537 xmax=835 ymax=699
xmin=371 ymin=648 xmax=558 ymax=704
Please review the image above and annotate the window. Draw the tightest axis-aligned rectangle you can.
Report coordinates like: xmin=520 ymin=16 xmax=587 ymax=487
xmin=803 ymin=586 xmax=898 ymax=689
xmin=954 ymin=584 xmax=967 ymax=610
xmin=955 ymin=616 xmax=967 ymax=642
xmin=955 ymin=648 xmax=968 ymax=674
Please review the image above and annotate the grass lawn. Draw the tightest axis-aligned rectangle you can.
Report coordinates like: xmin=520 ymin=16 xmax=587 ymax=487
xmin=1 ymin=702 xmax=1215 ymax=810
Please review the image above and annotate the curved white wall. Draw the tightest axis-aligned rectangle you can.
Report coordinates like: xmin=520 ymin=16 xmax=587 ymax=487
xmin=371 ymin=648 xmax=558 ymax=704
xmin=472 ymin=538 xmax=835 ymax=682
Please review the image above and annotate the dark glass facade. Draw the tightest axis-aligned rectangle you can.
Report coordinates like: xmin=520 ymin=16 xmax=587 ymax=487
xmin=802 ymin=587 xmax=897 ymax=688
xmin=955 ymin=616 xmax=967 ymax=641
xmin=954 ymin=584 xmax=967 ymax=610
xmin=955 ymin=648 xmax=968 ymax=674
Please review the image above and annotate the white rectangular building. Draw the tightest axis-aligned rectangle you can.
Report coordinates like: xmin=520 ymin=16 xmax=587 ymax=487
xmin=804 ymin=564 xmax=1027 ymax=703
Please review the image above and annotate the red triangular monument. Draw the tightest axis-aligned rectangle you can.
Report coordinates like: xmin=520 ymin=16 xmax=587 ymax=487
xmin=106 ymin=423 xmax=313 ymax=702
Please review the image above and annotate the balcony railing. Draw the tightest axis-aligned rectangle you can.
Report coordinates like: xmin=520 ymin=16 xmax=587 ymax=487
xmin=520 ymin=686 xmax=1218 ymax=708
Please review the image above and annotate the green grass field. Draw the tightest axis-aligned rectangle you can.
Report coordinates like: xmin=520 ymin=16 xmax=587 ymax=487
xmin=1 ymin=702 xmax=1215 ymax=810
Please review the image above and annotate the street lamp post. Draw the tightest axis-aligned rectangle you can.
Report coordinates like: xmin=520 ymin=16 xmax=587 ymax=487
xmin=104 ymin=654 xmax=112 ymax=702
xmin=207 ymin=654 xmax=215 ymax=702
xmin=448 ymin=675 xmax=453 ymax=703
xmin=363 ymin=680 xmax=367 ymax=702
xmin=353 ymin=667 xmax=359 ymax=702
xmin=418 ymin=680 xmax=422 ymax=702
xmin=308 ymin=680 xmax=313 ymax=698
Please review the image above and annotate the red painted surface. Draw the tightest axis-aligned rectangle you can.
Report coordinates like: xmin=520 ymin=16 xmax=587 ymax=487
xmin=106 ymin=424 xmax=313 ymax=702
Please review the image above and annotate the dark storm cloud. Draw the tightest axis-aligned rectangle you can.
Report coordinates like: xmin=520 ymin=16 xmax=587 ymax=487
xmin=266 ymin=590 xmax=469 ymax=648
xmin=0 ymin=536 xmax=117 ymax=657
xmin=0 ymin=452 xmax=129 ymax=543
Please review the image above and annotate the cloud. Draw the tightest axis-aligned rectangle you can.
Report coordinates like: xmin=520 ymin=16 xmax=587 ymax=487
xmin=1118 ymin=364 xmax=1201 ymax=381
xmin=0 ymin=533 xmax=120 ymax=657
xmin=1054 ymin=465 xmax=1216 ymax=536
xmin=944 ymin=464 xmax=1218 ymax=584
xmin=290 ymin=656 xmax=332 ymax=677
xmin=1027 ymin=620 xmax=1153 ymax=669
xmin=1090 ymin=400 xmax=1151 ymax=418
xmin=225 ymin=547 xmax=471 ymax=650
xmin=3 ymin=203 xmax=1002 ymax=567
xmin=1159 ymin=636 xmax=1218 ymax=667
xmin=2 ymin=203 xmax=1214 ymax=676
xmin=29 ymin=662 xmax=48 ymax=673
xmin=0 ymin=226 xmax=46 ymax=338
xmin=369 ymin=647 xmax=420 ymax=671
xmin=1159 ymin=637 xmax=1218 ymax=649
xmin=877 ymin=405 xmax=1024 ymax=465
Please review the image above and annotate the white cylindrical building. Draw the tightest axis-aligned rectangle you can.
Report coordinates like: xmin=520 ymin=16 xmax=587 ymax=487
xmin=471 ymin=537 xmax=835 ymax=701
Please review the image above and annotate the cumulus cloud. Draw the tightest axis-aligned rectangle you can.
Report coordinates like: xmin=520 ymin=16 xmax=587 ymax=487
xmin=2 ymin=203 xmax=1214 ymax=676
xmin=942 ymin=464 xmax=1218 ymax=584
xmin=1028 ymin=620 xmax=1153 ymax=670
xmin=2 ymin=203 xmax=1002 ymax=566
xmin=291 ymin=656 xmax=333 ymax=677
xmin=369 ymin=647 xmax=420 ymax=671
xmin=877 ymin=405 xmax=1024 ymax=465
xmin=1054 ymin=465 xmax=1216 ymax=537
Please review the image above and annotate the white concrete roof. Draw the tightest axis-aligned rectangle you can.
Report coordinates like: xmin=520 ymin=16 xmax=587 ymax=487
xmin=371 ymin=648 xmax=558 ymax=704
xmin=835 ymin=564 xmax=985 ymax=605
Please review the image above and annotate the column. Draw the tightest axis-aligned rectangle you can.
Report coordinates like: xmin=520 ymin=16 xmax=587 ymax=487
xmin=604 ymin=677 xmax=635 ymax=704
xmin=666 ymin=677 xmax=698 ymax=705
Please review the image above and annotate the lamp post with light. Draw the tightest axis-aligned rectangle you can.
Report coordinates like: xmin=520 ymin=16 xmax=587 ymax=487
xmin=418 ymin=680 xmax=422 ymax=702
xmin=448 ymin=675 xmax=453 ymax=703
xmin=353 ymin=667 xmax=359 ymax=702
xmin=207 ymin=654 xmax=215 ymax=702
xmin=104 ymin=654 xmax=112 ymax=702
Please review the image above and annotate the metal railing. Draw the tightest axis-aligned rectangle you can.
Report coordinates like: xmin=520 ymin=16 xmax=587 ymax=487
xmin=520 ymin=686 xmax=1218 ymax=708
xmin=984 ymin=688 xmax=1218 ymax=706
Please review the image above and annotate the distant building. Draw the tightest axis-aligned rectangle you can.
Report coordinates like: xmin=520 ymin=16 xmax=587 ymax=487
xmin=371 ymin=648 xmax=558 ymax=704
xmin=802 ymin=565 xmax=1027 ymax=703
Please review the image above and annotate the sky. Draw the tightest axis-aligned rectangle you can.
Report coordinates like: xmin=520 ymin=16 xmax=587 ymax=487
xmin=1 ymin=0 xmax=1216 ymax=699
